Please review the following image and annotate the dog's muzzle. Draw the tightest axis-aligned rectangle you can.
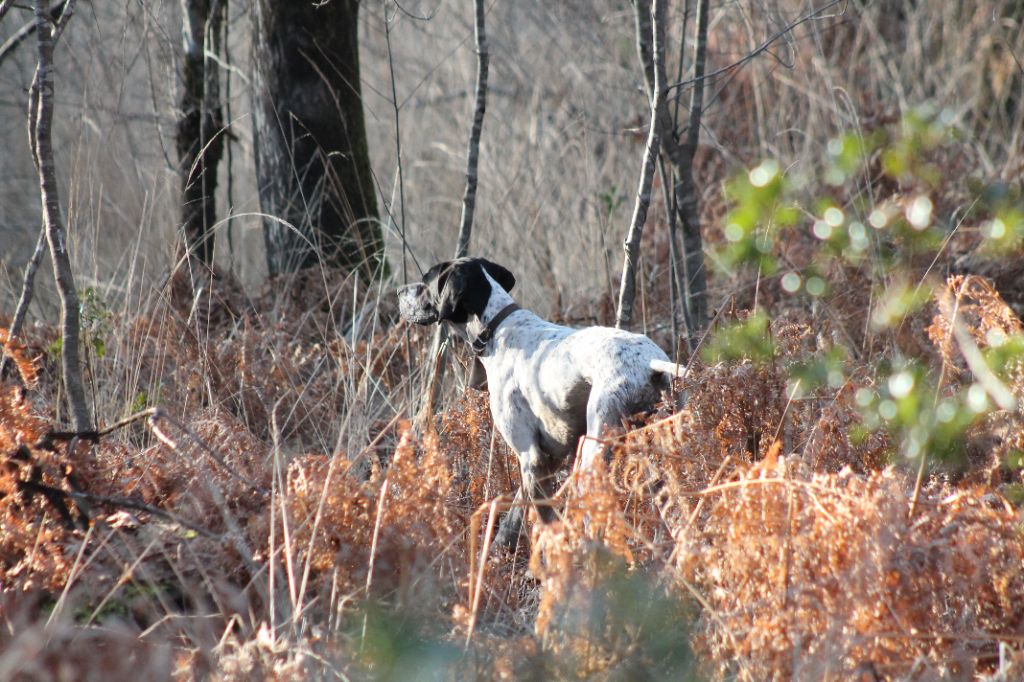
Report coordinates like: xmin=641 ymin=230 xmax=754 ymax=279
xmin=397 ymin=283 xmax=439 ymax=325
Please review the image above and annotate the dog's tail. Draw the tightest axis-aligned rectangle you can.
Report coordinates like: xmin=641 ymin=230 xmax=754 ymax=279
xmin=649 ymin=359 xmax=687 ymax=379
xmin=650 ymin=359 xmax=688 ymax=410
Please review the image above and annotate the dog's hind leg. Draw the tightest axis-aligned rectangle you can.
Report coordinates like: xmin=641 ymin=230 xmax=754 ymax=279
xmin=494 ymin=444 xmax=560 ymax=549
xmin=578 ymin=393 xmax=624 ymax=472
xmin=493 ymin=487 xmax=526 ymax=550
xmin=578 ymin=378 xmax=663 ymax=471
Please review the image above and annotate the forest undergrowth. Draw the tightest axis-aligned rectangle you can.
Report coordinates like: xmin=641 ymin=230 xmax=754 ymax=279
xmin=3 ymin=1 xmax=1024 ymax=679
xmin=4 ymin=110 xmax=1024 ymax=681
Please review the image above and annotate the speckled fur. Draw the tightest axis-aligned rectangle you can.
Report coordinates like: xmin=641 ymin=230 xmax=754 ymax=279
xmin=398 ymin=258 xmax=685 ymax=547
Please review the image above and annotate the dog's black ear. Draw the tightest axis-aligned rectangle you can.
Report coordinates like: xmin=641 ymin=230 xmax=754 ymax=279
xmin=437 ymin=265 xmax=468 ymax=322
xmin=481 ymin=259 xmax=516 ymax=293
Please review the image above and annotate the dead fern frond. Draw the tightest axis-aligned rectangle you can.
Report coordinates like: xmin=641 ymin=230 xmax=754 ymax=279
xmin=0 ymin=328 xmax=40 ymax=389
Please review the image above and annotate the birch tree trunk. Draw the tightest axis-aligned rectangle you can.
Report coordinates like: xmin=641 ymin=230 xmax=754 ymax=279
xmin=616 ymin=0 xmax=667 ymax=330
xmin=632 ymin=0 xmax=709 ymax=348
xmin=30 ymin=0 xmax=91 ymax=431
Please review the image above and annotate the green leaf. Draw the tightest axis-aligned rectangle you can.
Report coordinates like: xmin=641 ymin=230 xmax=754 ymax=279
xmin=703 ymin=313 xmax=775 ymax=364
xmin=871 ymin=280 xmax=934 ymax=329
xmin=789 ymin=346 xmax=848 ymax=396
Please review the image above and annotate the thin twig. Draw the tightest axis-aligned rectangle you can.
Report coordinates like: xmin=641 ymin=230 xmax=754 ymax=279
xmin=383 ymin=2 xmax=416 ymax=411
xmin=361 ymin=478 xmax=390 ymax=649
xmin=770 ymin=378 xmax=801 ymax=446
xmin=19 ymin=479 xmax=217 ymax=538
xmin=42 ymin=406 xmax=157 ymax=444
xmin=675 ymin=574 xmax=756 ymax=680
xmin=632 ymin=0 xmax=708 ymax=342
xmin=910 ymin=289 xmax=963 ymax=519
xmin=73 ymin=490 xmax=218 ymax=538
xmin=683 ymin=455 xmax=732 ymax=531
xmin=383 ymin=2 xmax=409 ymax=276
xmin=465 ymin=494 xmax=511 ymax=648
xmin=0 ymin=227 xmax=45 ymax=379
xmin=50 ymin=0 xmax=73 ymax=43
xmin=0 ymin=0 xmax=67 ymax=68
xmin=38 ymin=405 xmax=267 ymax=497
xmin=951 ymin=319 xmax=1016 ymax=411
xmin=665 ymin=0 xmax=845 ymax=95
xmin=148 ymin=408 xmax=268 ymax=494
xmin=657 ymin=155 xmax=683 ymax=354
xmin=423 ymin=0 xmax=490 ymax=418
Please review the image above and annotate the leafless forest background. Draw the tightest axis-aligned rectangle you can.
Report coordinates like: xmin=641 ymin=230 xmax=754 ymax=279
xmin=2 ymin=1 xmax=1024 ymax=680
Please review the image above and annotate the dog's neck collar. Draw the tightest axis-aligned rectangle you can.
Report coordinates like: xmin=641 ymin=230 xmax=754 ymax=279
xmin=471 ymin=303 xmax=520 ymax=355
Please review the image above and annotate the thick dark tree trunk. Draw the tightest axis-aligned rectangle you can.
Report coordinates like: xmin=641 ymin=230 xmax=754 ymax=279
xmin=176 ymin=0 xmax=225 ymax=265
xmin=252 ymin=0 xmax=385 ymax=279
xmin=678 ymin=0 xmax=710 ymax=343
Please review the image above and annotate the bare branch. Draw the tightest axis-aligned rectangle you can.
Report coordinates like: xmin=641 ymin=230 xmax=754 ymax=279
xmin=383 ymin=3 xmax=409 ymax=281
xmin=382 ymin=3 xmax=417 ymax=412
xmin=617 ymin=0 xmax=667 ymax=330
xmin=454 ymin=0 xmax=489 ymax=258
xmin=666 ymin=0 xmax=844 ymax=96
xmin=0 ymin=0 xmax=68 ymax=68
xmin=0 ymin=227 xmax=46 ymax=380
xmin=0 ymin=0 xmax=16 ymax=23
xmin=51 ymin=0 xmax=74 ymax=43
xmin=40 ymin=483 xmax=220 ymax=539
xmin=149 ymin=408 xmax=269 ymax=494
xmin=684 ymin=0 xmax=708 ymax=152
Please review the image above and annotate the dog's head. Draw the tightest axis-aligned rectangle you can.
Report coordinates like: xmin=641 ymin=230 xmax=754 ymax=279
xmin=397 ymin=257 xmax=516 ymax=326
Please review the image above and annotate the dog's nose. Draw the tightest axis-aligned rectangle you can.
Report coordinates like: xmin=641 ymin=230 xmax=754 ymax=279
xmin=397 ymin=282 xmax=438 ymax=324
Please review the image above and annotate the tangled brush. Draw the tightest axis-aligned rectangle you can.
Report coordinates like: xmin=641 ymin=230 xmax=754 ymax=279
xmin=515 ymin=276 xmax=1024 ymax=679
xmin=5 ymin=262 xmax=1024 ymax=680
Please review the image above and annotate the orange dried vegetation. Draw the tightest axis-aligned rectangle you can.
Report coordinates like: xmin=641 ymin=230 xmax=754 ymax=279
xmin=0 ymin=381 xmax=79 ymax=592
xmin=521 ymin=281 xmax=1024 ymax=678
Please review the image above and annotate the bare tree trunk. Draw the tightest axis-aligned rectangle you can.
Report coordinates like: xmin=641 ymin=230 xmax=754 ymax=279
xmin=252 ymin=0 xmax=386 ymax=279
xmin=425 ymin=0 xmax=491 ymax=417
xmin=617 ymin=0 xmax=666 ymax=330
xmin=30 ymin=0 xmax=91 ymax=431
xmin=633 ymin=0 xmax=709 ymax=348
xmin=176 ymin=0 xmax=225 ymax=265
xmin=454 ymin=0 xmax=489 ymax=259
xmin=677 ymin=0 xmax=710 ymax=342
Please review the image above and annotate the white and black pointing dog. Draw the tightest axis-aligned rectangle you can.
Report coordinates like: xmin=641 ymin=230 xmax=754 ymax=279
xmin=398 ymin=257 xmax=684 ymax=547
